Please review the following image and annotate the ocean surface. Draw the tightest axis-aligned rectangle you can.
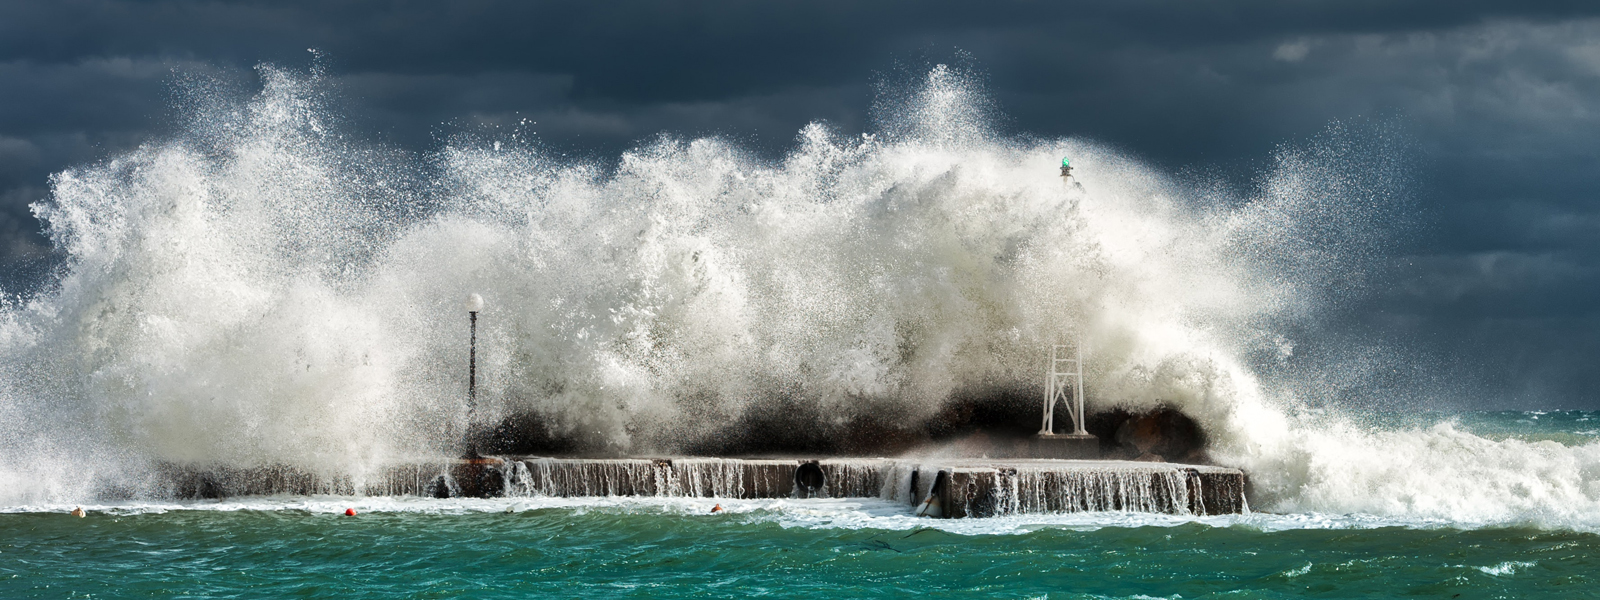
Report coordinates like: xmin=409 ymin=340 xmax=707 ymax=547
xmin=4 ymin=411 xmax=1597 ymax=599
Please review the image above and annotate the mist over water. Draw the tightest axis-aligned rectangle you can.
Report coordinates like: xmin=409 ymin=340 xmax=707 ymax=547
xmin=3 ymin=63 xmax=1599 ymax=530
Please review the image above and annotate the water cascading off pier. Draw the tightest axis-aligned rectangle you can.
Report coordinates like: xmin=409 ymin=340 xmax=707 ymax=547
xmin=158 ymin=457 xmax=1246 ymax=518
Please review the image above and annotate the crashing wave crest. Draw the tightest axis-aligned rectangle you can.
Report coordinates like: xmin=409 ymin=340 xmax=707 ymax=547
xmin=2 ymin=63 xmax=1598 ymax=529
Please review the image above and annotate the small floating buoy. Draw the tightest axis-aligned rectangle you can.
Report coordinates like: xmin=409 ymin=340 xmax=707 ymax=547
xmin=710 ymin=504 xmax=723 ymax=514
xmin=344 ymin=508 xmax=356 ymax=516
xmin=70 ymin=506 xmax=85 ymax=518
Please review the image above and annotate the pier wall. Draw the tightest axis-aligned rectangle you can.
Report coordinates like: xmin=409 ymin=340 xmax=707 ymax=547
xmin=158 ymin=456 xmax=1246 ymax=517
xmin=920 ymin=462 xmax=1247 ymax=518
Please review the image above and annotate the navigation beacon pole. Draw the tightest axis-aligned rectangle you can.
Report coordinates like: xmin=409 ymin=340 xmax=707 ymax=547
xmin=1032 ymin=157 xmax=1098 ymax=458
xmin=1061 ymin=156 xmax=1086 ymax=192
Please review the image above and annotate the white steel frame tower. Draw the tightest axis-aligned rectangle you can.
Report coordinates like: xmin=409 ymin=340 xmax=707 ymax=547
xmin=1039 ymin=343 xmax=1087 ymax=436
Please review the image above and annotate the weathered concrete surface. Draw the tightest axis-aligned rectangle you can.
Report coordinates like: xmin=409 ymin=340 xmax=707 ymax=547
xmin=504 ymin=458 xmax=799 ymax=499
xmin=157 ymin=456 xmax=1246 ymax=518
xmin=1030 ymin=433 xmax=1101 ymax=459
xmin=158 ymin=462 xmax=458 ymax=498
xmin=905 ymin=459 xmax=1247 ymax=518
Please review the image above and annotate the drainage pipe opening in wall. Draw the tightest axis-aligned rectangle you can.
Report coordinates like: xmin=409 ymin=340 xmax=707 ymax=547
xmin=794 ymin=461 xmax=826 ymax=497
xmin=914 ymin=470 xmax=951 ymax=518
xmin=428 ymin=474 xmax=455 ymax=499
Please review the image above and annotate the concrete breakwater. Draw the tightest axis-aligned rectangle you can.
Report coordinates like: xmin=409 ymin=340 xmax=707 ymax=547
xmin=160 ymin=457 xmax=1246 ymax=518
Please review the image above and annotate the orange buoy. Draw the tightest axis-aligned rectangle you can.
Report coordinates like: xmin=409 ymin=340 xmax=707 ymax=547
xmin=345 ymin=508 xmax=356 ymax=516
xmin=711 ymin=504 xmax=723 ymax=513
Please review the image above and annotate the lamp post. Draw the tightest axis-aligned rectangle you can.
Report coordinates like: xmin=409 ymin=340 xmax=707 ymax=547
xmin=450 ymin=292 xmax=502 ymax=491
xmin=466 ymin=293 xmax=484 ymax=414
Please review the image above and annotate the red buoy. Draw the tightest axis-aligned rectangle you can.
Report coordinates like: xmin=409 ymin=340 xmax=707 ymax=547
xmin=345 ymin=508 xmax=356 ymax=516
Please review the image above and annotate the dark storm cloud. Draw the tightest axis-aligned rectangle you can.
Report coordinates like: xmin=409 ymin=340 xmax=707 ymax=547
xmin=1 ymin=0 xmax=1599 ymax=405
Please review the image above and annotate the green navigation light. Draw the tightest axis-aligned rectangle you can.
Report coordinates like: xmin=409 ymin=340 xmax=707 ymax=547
xmin=1061 ymin=157 xmax=1071 ymax=167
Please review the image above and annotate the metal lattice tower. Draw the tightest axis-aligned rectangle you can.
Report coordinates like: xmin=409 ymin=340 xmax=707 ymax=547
xmin=1039 ymin=343 xmax=1087 ymax=436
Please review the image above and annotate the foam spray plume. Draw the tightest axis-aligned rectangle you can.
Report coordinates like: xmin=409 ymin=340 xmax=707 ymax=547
xmin=3 ymin=64 xmax=1600 ymax=529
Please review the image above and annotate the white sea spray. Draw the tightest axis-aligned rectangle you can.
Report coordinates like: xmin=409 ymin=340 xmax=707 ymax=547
xmin=2 ymin=63 xmax=1598 ymax=530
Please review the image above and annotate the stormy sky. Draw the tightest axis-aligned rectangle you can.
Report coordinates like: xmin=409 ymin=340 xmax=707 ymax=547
xmin=1 ymin=1 xmax=1597 ymax=408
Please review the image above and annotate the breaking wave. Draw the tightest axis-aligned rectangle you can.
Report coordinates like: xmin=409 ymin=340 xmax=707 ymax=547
xmin=3 ymin=62 xmax=1599 ymax=530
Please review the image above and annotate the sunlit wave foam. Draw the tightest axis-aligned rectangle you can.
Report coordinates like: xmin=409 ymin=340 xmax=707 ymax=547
xmin=2 ymin=62 xmax=1599 ymax=531
xmin=0 ymin=496 xmax=1536 ymax=535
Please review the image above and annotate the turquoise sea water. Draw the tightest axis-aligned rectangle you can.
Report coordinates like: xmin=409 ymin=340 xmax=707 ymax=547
xmin=4 ymin=504 xmax=1596 ymax=599
xmin=4 ymin=411 xmax=1600 ymax=599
